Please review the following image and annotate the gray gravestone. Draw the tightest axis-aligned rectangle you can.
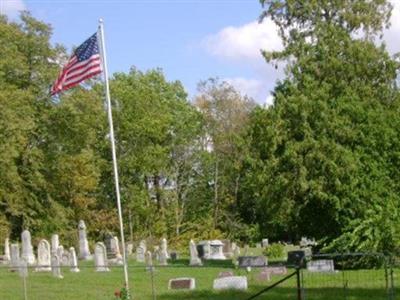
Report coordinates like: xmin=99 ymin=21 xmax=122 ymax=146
xmin=78 ymin=220 xmax=91 ymax=260
xmin=218 ymin=271 xmax=234 ymax=278
xmin=36 ymin=239 xmax=51 ymax=272
xmin=189 ymin=239 xmax=202 ymax=266
xmin=168 ymin=278 xmax=196 ymax=290
xmin=94 ymin=242 xmax=110 ymax=272
xmin=10 ymin=243 xmax=20 ymax=271
xmin=21 ymin=230 xmax=35 ymax=265
xmin=262 ymin=239 xmax=269 ymax=248
xmin=51 ymin=234 xmax=59 ymax=256
xmin=307 ymin=259 xmax=335 ymax=272
xmin=69 ymin=247 xmax=80 ymax=272
xmin=51 ymin=254 xmax=63 ymax=279
xmin=238 ymin=256 xmax=267 ymax=268
xmin=213 ymin=276 xmax=248 ymax=290
xmin=3 ymin=238 xmax=10 ymax=262
xmin=136 ymin=240 xmax=146 ymax=263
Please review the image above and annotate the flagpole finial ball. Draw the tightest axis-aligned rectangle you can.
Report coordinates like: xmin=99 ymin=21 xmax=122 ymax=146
xmin=99 ymin=18 xmax=104 ymax=24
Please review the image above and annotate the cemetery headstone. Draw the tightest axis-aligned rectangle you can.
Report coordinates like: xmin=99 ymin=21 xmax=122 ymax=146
xmin=105 ymin=233 xmax=116 ymax=259
xmin=78 ymin=220 xmax=92 ymax=260
xmin=36 ymin=239 xmax=51 ymax=272
xmin=238 ymin=256 xmax=268 ymax=268
xmin=257 ymin=266 xmax=287 ymax=281
xmin=10 ymin=243 xmax=20 ymax=271
xmin=126 ymin=243 xmax=134 ymax=256
xmin=69 ymin=247 xmax=80 ymax=272
xmin=218 ymin=271 xmax=234 ymax=278
xmin=307 ymin=259 xmax=335 ymax=273
xmin=57 ymin=245 xmax=64 ymax=261
xmin=136 ymin=240 xmax=146 ymax=263
xmin=159 ymin=248 xmax=168 ymax=266
xmin=61 ymin=251 xmax=70 ymax=267
xmin=111 ymin=236 xmax=122 ymax=260
xmin=3 ymin=238 xmax=10 ymax=262
xmin=51 ymin=234 xmax=59 ymax=256
xmin=189 ymin=239 xmax=202 ymax=266
xmin=170 ymin=251 xmax=178 ymax=261
xmin=153 ymin=245 xmax=160 ymax=261
xmin=51 ymin=254 xmax=63 ymax=279
xmin=262 ymin=239 xmax=269 ymax=248
xmin=213 ymin=276 xmax=248 ymax=290
xmin=161 ymin=238 xmax=170 ymax=259
xmin=94 ymin=242 xmax=110 ymax=272
xmin=168 ymin=278 xmax=196 ymax=290
xmin=21 ymin=230 xmax=35 ymax=265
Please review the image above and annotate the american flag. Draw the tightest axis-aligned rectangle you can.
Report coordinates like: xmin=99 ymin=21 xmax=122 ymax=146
xmin=51 ymin=33 xmax=102 ymax=95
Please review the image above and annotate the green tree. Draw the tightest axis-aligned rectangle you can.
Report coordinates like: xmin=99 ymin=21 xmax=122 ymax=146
xmin=242 ymin=0 xmax=400 ymax=251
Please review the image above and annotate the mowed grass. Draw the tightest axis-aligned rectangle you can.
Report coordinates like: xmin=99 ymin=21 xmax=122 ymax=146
xmin=0 ymin=258 xmax=397 ymax=300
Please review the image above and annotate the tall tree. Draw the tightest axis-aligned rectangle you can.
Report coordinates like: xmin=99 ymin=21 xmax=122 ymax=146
xmin=242 ymin=0 xmax=400 ymax=251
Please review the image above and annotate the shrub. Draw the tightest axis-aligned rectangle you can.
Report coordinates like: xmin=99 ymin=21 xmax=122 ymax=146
xmin=264 ymin=243 xmax=285 ymax=259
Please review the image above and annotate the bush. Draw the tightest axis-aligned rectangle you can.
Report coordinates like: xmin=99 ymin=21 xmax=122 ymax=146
xmin=264 ymin=243 xmax=285 ymax=259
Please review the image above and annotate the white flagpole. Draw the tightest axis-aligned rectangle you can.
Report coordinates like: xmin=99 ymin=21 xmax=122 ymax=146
xmin=98 ymin=19 xmax=130 ymax=291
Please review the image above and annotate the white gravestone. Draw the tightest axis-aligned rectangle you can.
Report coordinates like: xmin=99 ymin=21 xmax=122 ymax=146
xmin=61 ymin=250 xmax=70 ymax=267
xmin=51 ymin=254 xmax=63 ymax=279
xmin=213 ymin=276 xmax=248 ymax=290
xmin=78 ymin=220 xmax=92 ymax=260
xmin=36 ymin=239 xmax=51 ymax=272
xmin=3 ymin=238 xmax=10 ymax=262
xmin=94 ymin=242 xmax=110 ymax=272
xmin=21 ymin=230 xmax=35 ymax=265
xmin=126 ymin=243 xmax=134 ymax=256
xmin=69 ymin=247 xmax=80 ymax=272
xmin=159 ymin=247 xmax=168 ymax=266
xmin=161 ymin=238 xmax=170 ymax=259
xmin=10 ymin=243 xmax=20 ymax=271
xmin=307 ymin=259 xmax=335 ymax=273
xmin=110 ymin=236 xmax=123 ymax=265
xmin=189 ymin=240 xmax=202 ymax=266
xmin=262 ymin=239 xmax=269 ymax=248
xmin=51 ymin=234 xmax=59 ymax=256
xmin=136 ymin=240 xmax=146 ymax=263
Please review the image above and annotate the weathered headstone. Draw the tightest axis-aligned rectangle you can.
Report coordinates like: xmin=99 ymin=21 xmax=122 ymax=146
xmin=94 ymin=242 xmax=110 ymax=272
xmin=111 ymin=236 xmax=122 ymax=260
xmin=61 ymin=250 xmax=70 ymax=267
xmin=159 ymin=247 xmax=168 ymax=266
xmin=261 ymin=239 xmax=269 ymax=248
xmin=69 ymin=247 xmax=80 ymax=273
xmin=36 ymin=239 xmax=51 ymax=272
xmin=21 ymin=230 xmax=35 ymax=265
xmin=51 ymin=254 xmax=63 ymax=279
xmin=104 ymin=233 xmax=118 ymax=261
xmin=161 ymin=238 xmax=170 ymax=259
xmin=3 ymin=238 xmax=10 ymax=262
xmin=10 ymin=243 xmax=20 ymax=271
xmin=218 ymin=271 xmax=234 ymax=278
xmin=51 ymin=234 xmax=59 ymax=256
xmin=238 ymin=256 xmax=267 ymax=268
xmin=136 ymin=240 xmax=146 ymax=263
xmin=168 ymin=278 xmax=196 ymax=290
xmin=189 ymin=239 xmax=202 ymax=266
xmin=126 ymin=243 xmax=134 ymax=256
xmin=170 ymin=251 xmax=178 ymax=261
xmin=78 ymin=220 xmax=91 ymax=260
xmin=307 ymin=259 xmax=335 ymax=273
xmin=213 ymin=276 xmax=248 ymax=290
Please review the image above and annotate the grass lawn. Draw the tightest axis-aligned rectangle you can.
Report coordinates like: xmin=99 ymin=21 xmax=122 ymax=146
xmin=0 ymin=257 xmax=396 ymax=300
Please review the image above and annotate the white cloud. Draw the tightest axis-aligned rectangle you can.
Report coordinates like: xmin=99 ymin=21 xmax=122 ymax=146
xmin=383 ymin=0 xmax=400 ymax=54
xmin=0 ymin=0 xmax=26 ymax=18
xmin=203 ymin=19 xmax=281 ymax=63
xmin=224 ymin=77 xmax=264 ymax=99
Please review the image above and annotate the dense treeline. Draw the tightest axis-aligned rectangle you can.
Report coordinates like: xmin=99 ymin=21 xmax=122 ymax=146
xmin=1 ymin=0 xmax=400 ymax=253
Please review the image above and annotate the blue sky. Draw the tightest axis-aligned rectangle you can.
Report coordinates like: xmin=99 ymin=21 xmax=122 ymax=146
xmin=2 ymin=0 xmax=282 ymax=103
xmin=3 ymin=0 xmax=400 ymax=104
